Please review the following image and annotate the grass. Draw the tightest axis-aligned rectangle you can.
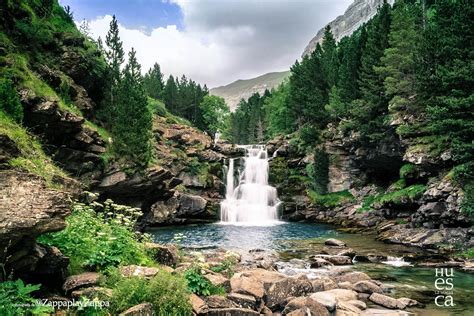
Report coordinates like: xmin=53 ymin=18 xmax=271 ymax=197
xmin=357 ymin=184 xmax=427 ymax=212
xmin=148 ymin=97 xmax=191 ymax=126
xmin=308 ymin=190 xmax=355 ymax=208
xmin=0 ymin=111 xmax=67 ymax=187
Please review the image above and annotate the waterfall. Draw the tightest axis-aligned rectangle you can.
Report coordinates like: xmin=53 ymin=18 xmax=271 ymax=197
xmin=220 ymin=145 xmax=281 ymax=225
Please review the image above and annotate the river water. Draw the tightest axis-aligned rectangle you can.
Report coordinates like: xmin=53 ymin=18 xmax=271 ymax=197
xmin=149 ymin=144 xmax=473 ymax=315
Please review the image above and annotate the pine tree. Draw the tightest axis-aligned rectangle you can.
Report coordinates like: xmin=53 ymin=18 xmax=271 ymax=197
xmin=417 ymin=0 xmax=474 ymax=182
xmin=143 ymin=63 xmax=164 ymax=100
xmin=376 ymin=0 xmax=421 ymax=115
xmin=163 ymin=75 xmax=178 ymax=114
xmin=350 ymin=1 xmax=392 ymax=144
xmin=321 ymin=26 xmax=339 ymax=87
xmin=113 ymin=48 xmax=152 ymax=167
xmin=103 ymin=15 xmax=124 ymax=122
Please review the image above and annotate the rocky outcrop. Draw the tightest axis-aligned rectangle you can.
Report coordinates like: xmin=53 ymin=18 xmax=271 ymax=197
xmin=20 ymin=89 xmax=106 ymax=184
xmin=302 ymin=0 xmax=395 ymax=57
xmin=144 ymin=191 xmax=216 ymax=225
xmin=0 ymin=170 xmax=73 ymax=281
xmin=98 ymin=166 xmax=178 ymax=209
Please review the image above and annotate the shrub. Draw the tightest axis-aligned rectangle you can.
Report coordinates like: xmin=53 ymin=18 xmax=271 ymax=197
xmin=108 ymin=269 xmax=191 ymax=315
xmin=184 ymin=266 xmax=225 ymax=296
xmin=38 ymin=201 xmax=153 ymax=273
xmin=0 ymin=78 xmax=23 ymax=123
xmin=0 ymin=280 xmax=53 ymax=315
xmin=209 ymin=257 xmax=237 ymax=278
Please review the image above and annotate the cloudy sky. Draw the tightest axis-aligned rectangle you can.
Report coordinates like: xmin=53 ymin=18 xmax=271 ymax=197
xmin=60 ymin=0 xmax=352 ymax=88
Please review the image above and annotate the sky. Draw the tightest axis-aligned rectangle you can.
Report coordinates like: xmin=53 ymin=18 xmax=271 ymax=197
xmin=59 ymin=0 xmax=352 ymax=88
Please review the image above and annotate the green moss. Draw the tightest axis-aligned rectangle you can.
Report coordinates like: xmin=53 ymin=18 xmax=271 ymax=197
xmin=0 ymin=111 xmax=66 ymax=187
xmin=308 ymin=190 xmax=355 ymax=208
xmin=400 ymin=164 xmax=416 ymax=179
xmin=459 ymin=248 xmax=474 ymax=259
xmin=358 ymin=195 xmax=376 ymax=213
xmin=269 ymin=157 xmax=289 ymax=184
xmin=376 ymin=184 xmax=426 ymax=205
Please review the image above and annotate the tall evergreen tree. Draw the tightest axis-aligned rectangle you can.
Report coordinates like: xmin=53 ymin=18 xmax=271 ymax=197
xmin=143 ymin=63 xmax=164 ymax=99
xmin=163 ymin=75 xmax=178 ymax=114
xmin=417 ymin=0 xmax=474 ymax=182
xmin=103 ymin=15 xmax=124 ymax=121
xmin=321 ymin=26 xmax=339 ymax=87
xmin=376 ymin=0 xmax=421 ymax=115
xmin=113 ymin=48 xmax=152 ymax=167
xmin=350 ymin=1 xmax=392 ymax=144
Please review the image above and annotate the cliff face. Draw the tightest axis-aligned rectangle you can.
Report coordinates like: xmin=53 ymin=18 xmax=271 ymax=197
xmin=302 ymin=0 xmax=394 ymax=57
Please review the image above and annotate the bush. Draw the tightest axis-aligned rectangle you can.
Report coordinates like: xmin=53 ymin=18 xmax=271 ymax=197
xmin=108 ymin=269 xmax=191 ymax=315
xmin=0 ymin=78 xmax=23 ymax=123
xmin=0 ymin=280 xmax=53 ymax=315
xmin=184 ymin=266 xmax=225 ymax=296
xmin=38 ymin=201 xmax=153 ymax=273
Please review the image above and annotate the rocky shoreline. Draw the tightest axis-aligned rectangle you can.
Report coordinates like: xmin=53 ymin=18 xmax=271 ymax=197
xmin=53 ymin=238 xmax=434 ymax=315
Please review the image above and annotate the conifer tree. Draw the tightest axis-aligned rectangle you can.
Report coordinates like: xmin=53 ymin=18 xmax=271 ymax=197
xmin=376 ymin=0 xmax=421 ymax=115
xmin=163 ymin=75 xmax=178 ymax=114
xmin=113 ymin=48 xmax=152 ymax=167
xmin=321 ymin=26 xmax=339 ymax=87
xmin=143 ymin=63 xmax=164 ymax=100
xmin=350 ymin=1 xmax=391 ymax=144
xmin=103 ymin=15 xmax=124 ymax=122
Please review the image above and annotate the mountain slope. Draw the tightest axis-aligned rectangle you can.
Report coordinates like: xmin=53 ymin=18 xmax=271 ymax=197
xmin=302 ymin=0 xmax=394 ymax=57
xmin=210 ymin=70 xmax=290 ymax=111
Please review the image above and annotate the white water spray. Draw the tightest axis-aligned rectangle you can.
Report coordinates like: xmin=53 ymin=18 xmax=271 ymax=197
xmin=220 ymin=145 xmax=281 ymax=225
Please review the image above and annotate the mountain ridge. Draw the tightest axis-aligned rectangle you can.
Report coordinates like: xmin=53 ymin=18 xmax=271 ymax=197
xmin=210 ymin=70 xmax=290 ymax=111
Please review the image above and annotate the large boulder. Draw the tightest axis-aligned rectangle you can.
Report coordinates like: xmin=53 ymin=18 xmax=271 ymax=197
xmin=119 ymin=265 xmax=160 ymax=278
xmin=119 ymin=303 xmax=153 ymax=316
xmin=191 ymin=294 xmax=209 ymax=314
xmin=369 ymin=293 xmax=404 ymax=309
xmin=207 ymin=308 xmax=259 ymax=316
xmin=145 ymin=243 xmax=178 ymax=266
xmin=0 ymin=171 xmax=73 ymax=280
xmin=62 ymin=272 xmax=100 ymax=292
xmin=353 ymin=281 xmax=383 ymax=294
xmin=282 ymin=296 xmax=330 ymax=315
xmin=334 ymin=272 xmax=371 ymax=284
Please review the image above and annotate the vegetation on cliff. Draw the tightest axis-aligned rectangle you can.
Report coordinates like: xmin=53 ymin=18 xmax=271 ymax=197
xmin=230 ymin=0 xmax=473 ymax=214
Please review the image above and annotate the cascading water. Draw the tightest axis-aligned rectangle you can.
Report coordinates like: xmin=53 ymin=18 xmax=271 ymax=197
xmin=220 ymin=145 xmax=281 ymax=225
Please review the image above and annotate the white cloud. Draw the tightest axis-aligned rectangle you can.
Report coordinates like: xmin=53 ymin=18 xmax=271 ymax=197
xmin=88 ymin=0 xmax=352 ymax=87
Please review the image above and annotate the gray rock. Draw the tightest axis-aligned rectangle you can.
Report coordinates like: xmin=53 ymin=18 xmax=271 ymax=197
xmin=62 ymin=272 xmax=100 ymax=292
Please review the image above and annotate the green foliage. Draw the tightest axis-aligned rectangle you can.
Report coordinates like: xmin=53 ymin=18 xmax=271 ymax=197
xmin=0 ymin=79 xmax=22 ymax=123
xmin=376 ymin=184 xmax=426 ymax=205
xmin=308 ymin=190 xmax=355 ymax=208
xmin=209 ymin=256 xmax=238 ymax=278
xmin=459 ymin=248 xmax=474 ymax=259
xmin=269 ymin=157 xmax=289 ymax=184
xmin=199 ymin=95 xmax=230 ymax=135
xmin=184 ymin=266 xmax=225 ymax=296
xmin=358 ymin=195 xmax=376 ymax=213
xmin=0 ymin=279 xmax=53 ymax=316
xmin=0 ymin=111 xmax=66 ymax=186
xmin=229 ymin=90 xmax=270 ymax=144
xmin=143 ymin=63 xmax=164 ymax=99
xmin=112 ymin=48 xmax=153 ymax=168
xmin=38 ymin=201 xmax=152 ymax=273
xmin=399 ymin=164 xmax=416 ymax=179
xmin=263 ymin=82 xmax=293 ymax=138
xmin=310 ymin=149 xmax=329 ymax=194
xmin=107 ymin=269 xmax=191 ymax=315
xmin=162 ymin=74 xmax=209 ymax=127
